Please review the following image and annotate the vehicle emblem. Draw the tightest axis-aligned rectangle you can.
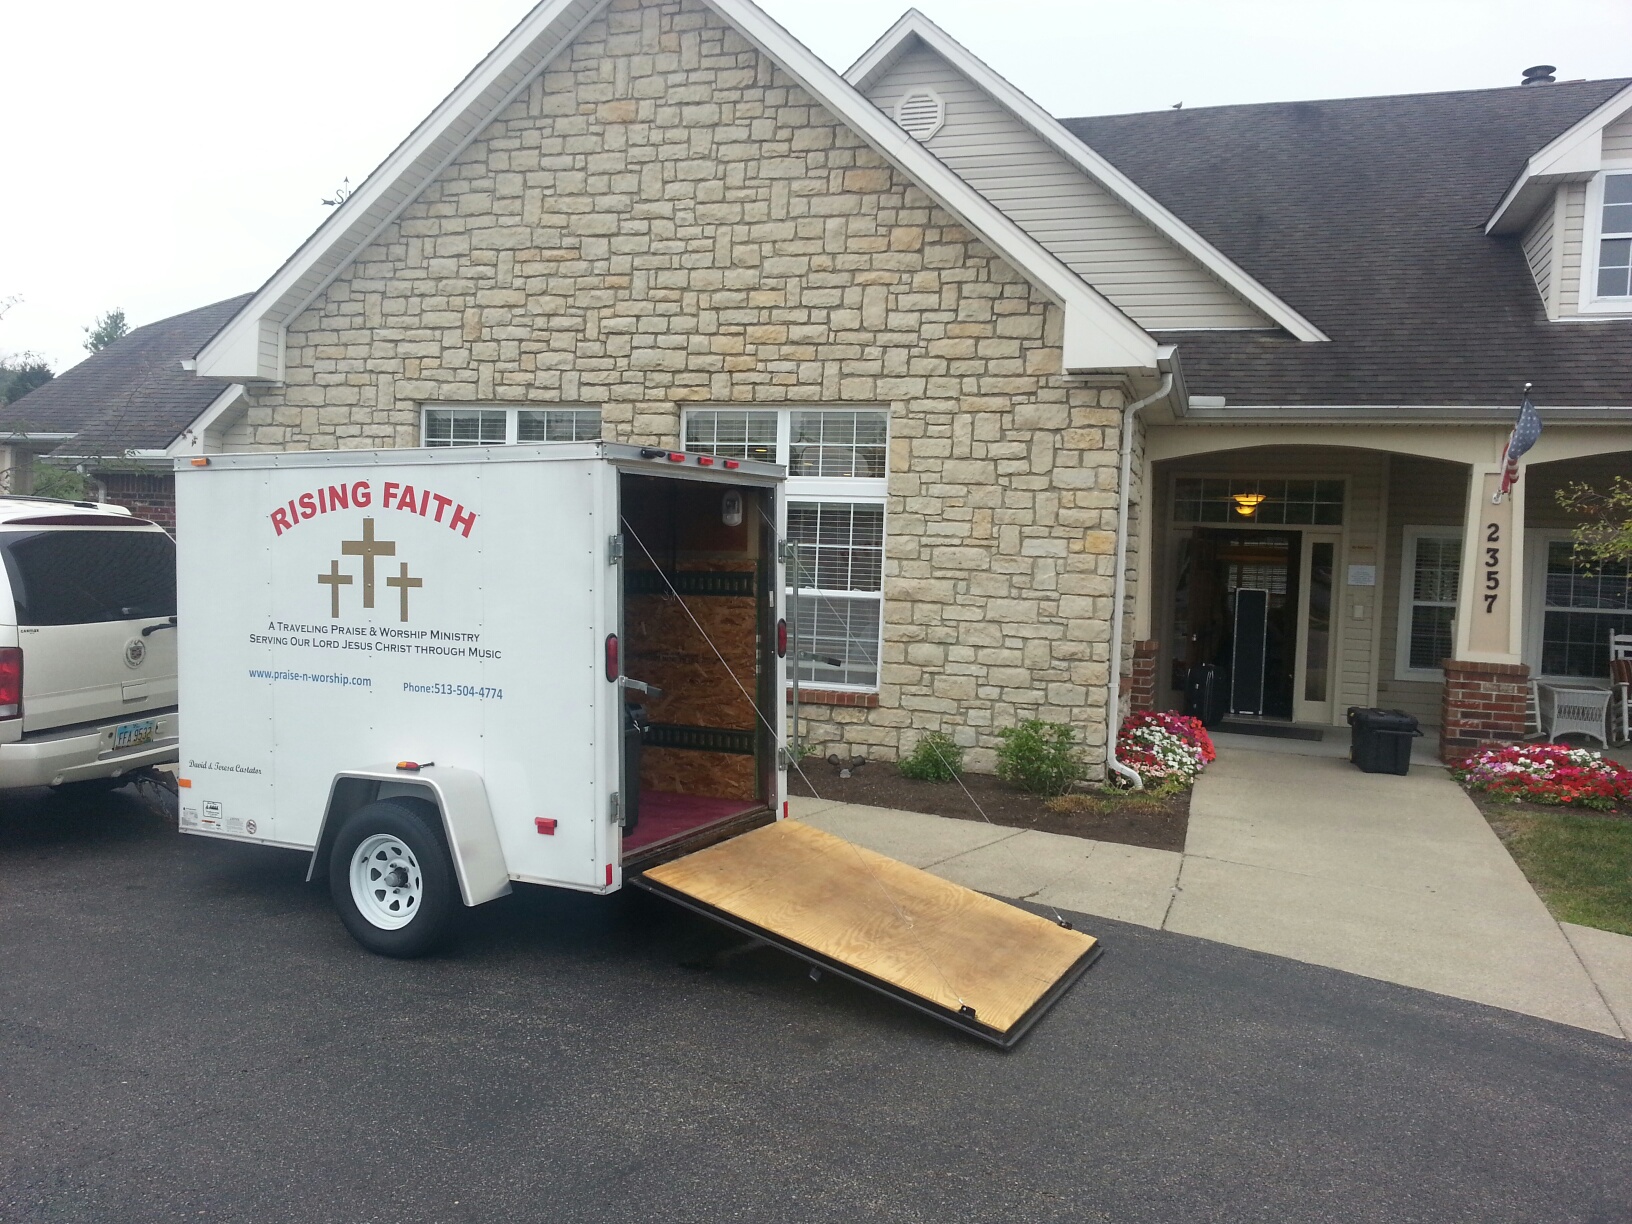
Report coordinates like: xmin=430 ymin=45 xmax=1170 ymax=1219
xmin=124 ymin=638 xmax=146 ymax=669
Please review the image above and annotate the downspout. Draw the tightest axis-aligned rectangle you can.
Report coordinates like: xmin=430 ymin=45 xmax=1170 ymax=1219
xmin=1106 ymin=371 xmax=1174 ymax=790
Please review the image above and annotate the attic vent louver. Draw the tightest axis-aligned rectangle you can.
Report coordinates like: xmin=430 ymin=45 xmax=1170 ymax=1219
xmin=895 ymin=90 xmax=945 ymax=141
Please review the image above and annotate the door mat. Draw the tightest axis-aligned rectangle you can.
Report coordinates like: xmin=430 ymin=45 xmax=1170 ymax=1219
xmin=1218 ymin=722 xmax=1325 ymax=742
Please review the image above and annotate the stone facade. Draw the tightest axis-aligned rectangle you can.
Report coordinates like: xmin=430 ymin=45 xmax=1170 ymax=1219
xmin=236 ymin=0 xmax=1126 ymax=772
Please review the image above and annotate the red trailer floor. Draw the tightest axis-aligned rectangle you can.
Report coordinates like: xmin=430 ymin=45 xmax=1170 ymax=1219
xmin=622 ymin=792 xmax=764 ymax=854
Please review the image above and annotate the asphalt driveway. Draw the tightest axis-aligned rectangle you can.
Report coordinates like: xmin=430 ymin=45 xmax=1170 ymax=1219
xmin=4 ymin=787 xmax=1631 ymax=1223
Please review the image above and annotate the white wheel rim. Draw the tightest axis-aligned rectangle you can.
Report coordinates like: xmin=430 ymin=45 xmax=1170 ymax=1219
xmin=350 ymin=833 xmax=424 ymax=930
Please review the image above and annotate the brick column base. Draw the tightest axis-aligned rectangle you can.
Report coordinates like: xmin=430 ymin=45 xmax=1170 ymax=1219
xmin=1439 ymin=659 xmax=1529 ymax=763
xmin=1128 ymin=640 xmax=1160 ymax=714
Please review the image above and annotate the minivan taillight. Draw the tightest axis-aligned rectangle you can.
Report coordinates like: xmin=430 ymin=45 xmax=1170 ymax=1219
xmin=0 ymin=647 xmax=21 ymax=720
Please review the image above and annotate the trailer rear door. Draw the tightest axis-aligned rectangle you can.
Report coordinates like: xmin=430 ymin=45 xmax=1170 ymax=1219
xmin=634 ymin=819 xmax=1099 ymax=1047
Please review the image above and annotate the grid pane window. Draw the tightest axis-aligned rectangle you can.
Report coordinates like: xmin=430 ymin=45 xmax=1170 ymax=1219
xmin=1406 ymin=534 xmax=1460 ymax=671
xmin=789 ymin=410 xmax=888 ymax=478
xmin=682 ymin=407 xmax=889 ymax=691
xmin=1173 ymin=477 xmax=1344 ymax=526
xmin=1541 ymin=540 xmax=1632 ymax=677
xmin=786 ymin=502 xmax=884 ymax=688
xmin=792 ymin=595 xmax=882 ymax=688
xmin=1598 ymin=174 xmax=1632 ymax=298
xmin=683 ymin=410 xmax=779 ymax=462
xmin=518 ymin=408 xmax=601 ymax=442
xmin=424 ymin=408 xmax=507 ymax=447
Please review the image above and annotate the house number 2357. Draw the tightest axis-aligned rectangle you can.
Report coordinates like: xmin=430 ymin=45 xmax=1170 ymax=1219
xmin=1483 ymin=522 xmax=1501 ymax=613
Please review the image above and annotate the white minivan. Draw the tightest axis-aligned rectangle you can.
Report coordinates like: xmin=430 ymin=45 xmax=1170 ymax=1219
xmin=0 ymin=497 xmax=179 ymax=791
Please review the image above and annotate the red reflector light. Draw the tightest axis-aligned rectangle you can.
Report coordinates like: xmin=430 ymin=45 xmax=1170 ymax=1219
xmin=776 ymin=618 xmax=788 ymax=658
xmin=605 ymin=633 xmax=619 ymax=682
xmin=723 ymin=459 xmax=740 ymax=469
xmin=697 ymin=455 xmax=714 ymax=466
xmin=535 ymin=817 xmax=557 ymax=835
xmin=0 ymin=647 xmax=21 ymax=720
xmin=606 ymin=864 xmax=614 ymax=886
xmin=783 ymin=801 xmax=789 ymax=820
xmin=667 ymin=452 xmax=686 ymax=463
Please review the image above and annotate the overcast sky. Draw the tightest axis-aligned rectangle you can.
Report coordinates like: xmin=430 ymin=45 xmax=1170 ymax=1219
xmin=4 ymin=0 xmax=1628 ymax=372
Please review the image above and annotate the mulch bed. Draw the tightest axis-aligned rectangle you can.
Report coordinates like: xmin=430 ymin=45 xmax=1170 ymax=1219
xmin=788 ymin=764 xmax=1189 ymax=852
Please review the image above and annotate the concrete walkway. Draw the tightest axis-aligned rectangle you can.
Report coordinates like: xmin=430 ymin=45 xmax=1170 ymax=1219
xmin=792 ymin=749 xmax=1632 ymax=1039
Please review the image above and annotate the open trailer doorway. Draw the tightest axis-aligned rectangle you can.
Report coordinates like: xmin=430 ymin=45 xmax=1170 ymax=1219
xmin=617 ymin=471 xmax=782 ymax=870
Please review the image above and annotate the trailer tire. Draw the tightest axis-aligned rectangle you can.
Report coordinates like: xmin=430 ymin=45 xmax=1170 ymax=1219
xmin=329 ymin=799 xmax=457 ymax=958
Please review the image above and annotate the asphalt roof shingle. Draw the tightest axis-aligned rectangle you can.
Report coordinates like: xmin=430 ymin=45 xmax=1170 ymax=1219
xmin=1 ymin=294 xmax=251 ymax=456
xmin=1062 ymin=80 xmax=1632 ymax=407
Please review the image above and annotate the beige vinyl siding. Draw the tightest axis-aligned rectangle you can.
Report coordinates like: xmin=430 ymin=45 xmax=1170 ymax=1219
xmin=864 ymin=47 xmax=1272 ymax=331
xmin=1556 ymin=180 xmax=1588 ymax=316
xmin=1376 ymin=457 xmax=1469 ymax=728
xmin=1151 ymin=446 xmax=1384 ymax=724
xmin=1521 ymin=203 xmax=1553 ymax=310
xmin=1603 ymin=110 xmax=1632 ymax=160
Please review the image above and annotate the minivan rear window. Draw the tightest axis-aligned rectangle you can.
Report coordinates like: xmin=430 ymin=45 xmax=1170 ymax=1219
xmin=0 ymin=529 xmax=176 ymax=626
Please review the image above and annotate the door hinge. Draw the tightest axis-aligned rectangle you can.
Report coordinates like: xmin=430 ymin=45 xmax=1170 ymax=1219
xmin=608 ymin=534 xmax=624 ymax=566
xmin=609 ymin=791 xmax=621 ymax=826
xmin=777 ymin=540 xmax=794 ymax=564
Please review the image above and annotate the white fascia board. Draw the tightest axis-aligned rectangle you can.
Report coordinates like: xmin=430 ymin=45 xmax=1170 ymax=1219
xmin=196 ymin=0 xmax=611 ymax=380
xmin=706 ymin=0 xmax=1156 ymax=373
xmin=1487 ymin=81 xmax=1632 ymax=234
xmin=846 ymin=11 xmax=1329 ymax=344
xmin=166 ymin=383 xmax=247 ymax=456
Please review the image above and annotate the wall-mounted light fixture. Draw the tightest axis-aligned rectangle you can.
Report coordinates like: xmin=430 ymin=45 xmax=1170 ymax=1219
xmin=1232 ymin=492 xmax=1267 ymax=517
xmin=721 ymin=488 xmax=744 ymax=527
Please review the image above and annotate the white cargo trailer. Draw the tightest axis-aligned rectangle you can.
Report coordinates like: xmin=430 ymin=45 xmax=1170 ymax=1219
xmin=176 ymin=442 xmax=1099 ymax=1046
xmin=176 ymin=443 xmax=787 ymax=953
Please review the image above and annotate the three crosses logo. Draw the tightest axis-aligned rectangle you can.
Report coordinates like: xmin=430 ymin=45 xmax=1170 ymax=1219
xmin=318 ymin=518 xmax=423 ymax=621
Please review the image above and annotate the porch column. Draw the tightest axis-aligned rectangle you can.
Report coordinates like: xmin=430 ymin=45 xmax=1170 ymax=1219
xmin=1439 ymin=462 xmax=1529 ymax=761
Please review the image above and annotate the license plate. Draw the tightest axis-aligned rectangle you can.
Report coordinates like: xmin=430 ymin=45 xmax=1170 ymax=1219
xmin=112 ymin=719 xmax=159 ymax=750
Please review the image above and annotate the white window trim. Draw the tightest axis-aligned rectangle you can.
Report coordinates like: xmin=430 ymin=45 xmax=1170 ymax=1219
xmin=1394 ymin=526 xmax=1462 ymax=682
xmin=1574 ymin=164 xmax=1632 ymax=316
xmin=681 ymin=406 xmax=887 ymax=692
xmin=419 ymin=403 xmax=602 ymax=446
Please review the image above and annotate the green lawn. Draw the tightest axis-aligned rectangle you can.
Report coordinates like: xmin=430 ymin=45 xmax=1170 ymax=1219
xmin=1494 ymin=809 xmax=1632 ymax=936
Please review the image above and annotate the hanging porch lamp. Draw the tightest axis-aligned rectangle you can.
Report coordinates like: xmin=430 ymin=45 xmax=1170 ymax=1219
xmin=1232 ymin=491 xmax=1267 ymax=517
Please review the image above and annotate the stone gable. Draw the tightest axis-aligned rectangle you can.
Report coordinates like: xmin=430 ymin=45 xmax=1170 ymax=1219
xmin=241 ymin=0 xmax=1125 ymax=770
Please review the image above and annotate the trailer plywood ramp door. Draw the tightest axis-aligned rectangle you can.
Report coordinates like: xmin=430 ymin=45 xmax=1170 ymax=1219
xmin=635 ymin=820 xmax=1100 ymax=1047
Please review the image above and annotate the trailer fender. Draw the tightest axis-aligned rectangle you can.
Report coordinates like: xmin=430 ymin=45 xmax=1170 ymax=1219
xmin=306 ymin=765 xmax=512 ymax=907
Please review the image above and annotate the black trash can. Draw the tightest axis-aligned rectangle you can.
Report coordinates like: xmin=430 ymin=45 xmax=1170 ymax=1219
xmin=621 ymin=702 xmax=648 ymax=831
xmin=1346 ymin=707 xmax=1422 ymax=775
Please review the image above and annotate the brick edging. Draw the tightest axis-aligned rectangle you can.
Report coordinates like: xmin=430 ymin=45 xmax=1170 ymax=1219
xmin=787 ymin=687 xmax=880 ymax=709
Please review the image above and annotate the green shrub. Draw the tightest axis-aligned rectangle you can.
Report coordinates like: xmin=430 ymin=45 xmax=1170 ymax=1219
xmin=996 ymin=719 xmax=1084 ymax=795
xmin=899 ymin=731 xmax=963 ymax=782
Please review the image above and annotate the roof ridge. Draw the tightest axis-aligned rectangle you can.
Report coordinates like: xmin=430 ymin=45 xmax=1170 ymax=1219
xmin=1063 ymin=76 xmax=1632 ymax=124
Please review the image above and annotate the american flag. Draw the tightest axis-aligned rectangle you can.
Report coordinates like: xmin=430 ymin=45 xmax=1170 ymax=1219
xmin=1496 ymin=386 xmax=1542 ymax=501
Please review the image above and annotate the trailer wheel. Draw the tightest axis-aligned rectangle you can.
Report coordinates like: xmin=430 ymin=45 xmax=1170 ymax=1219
xmin=328 ymin=799 xmax=457 ymax=958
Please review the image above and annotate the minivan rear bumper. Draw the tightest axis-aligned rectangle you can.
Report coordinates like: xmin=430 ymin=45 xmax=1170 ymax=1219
xmin=0 ymin=710 xmax=179 ymax=788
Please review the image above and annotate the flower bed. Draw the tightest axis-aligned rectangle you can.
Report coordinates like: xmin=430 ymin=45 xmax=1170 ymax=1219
xmin=1114 ymin=711 xmax=1216 ymax=790
xmin=1452 ymin=743 xmax=1632 ymax=812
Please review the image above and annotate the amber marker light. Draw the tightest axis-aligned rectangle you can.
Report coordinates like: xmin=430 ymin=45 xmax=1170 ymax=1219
xmin=189 ymin=457 xmax=210 ymax=467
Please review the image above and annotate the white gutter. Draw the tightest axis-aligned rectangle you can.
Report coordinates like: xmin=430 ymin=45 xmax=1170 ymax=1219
xmin=1106 ymin=371 xmax=1175 ymax=790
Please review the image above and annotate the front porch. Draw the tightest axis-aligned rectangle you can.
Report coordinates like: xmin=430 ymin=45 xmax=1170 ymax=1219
xmin=1129 ymin=425 xmax=1631 ymax=760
